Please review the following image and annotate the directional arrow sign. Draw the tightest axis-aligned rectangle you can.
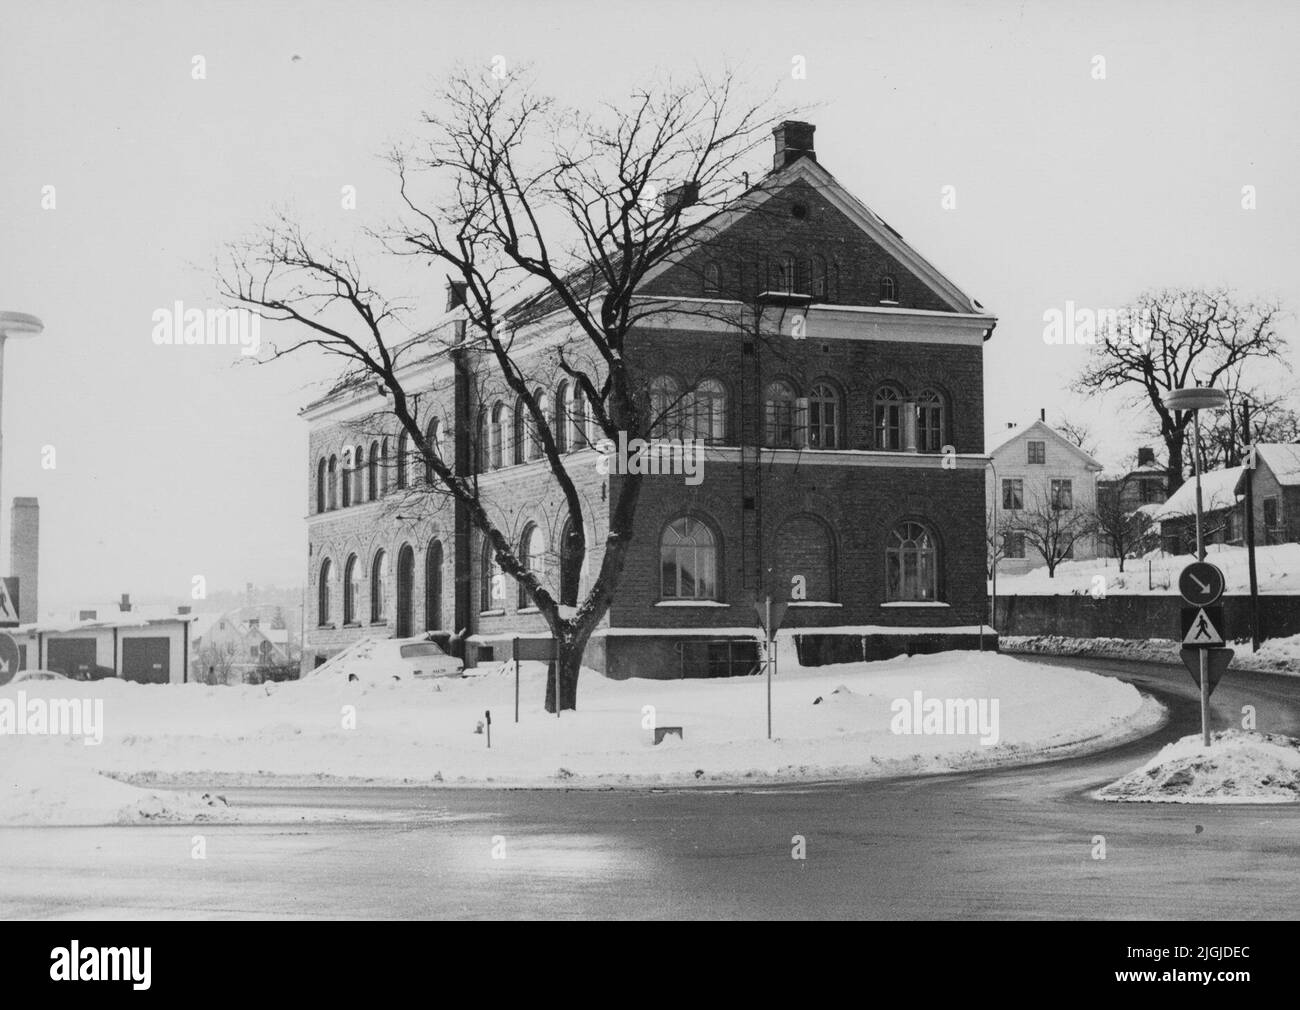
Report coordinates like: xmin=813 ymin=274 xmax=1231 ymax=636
xmin=1178 ymin=562 xmax=1225 ymax=607
xmin=1180 ymin=605 xmax=1225 ymax=647
xmin=1180 ymin=647 xmax=1233 ymax=699
xmin=0 ymin=633 xmax=18 ymax=686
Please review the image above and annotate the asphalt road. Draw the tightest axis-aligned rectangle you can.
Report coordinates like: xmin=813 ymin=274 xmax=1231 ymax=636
xmin=3 ymin=655 xmax=1299 ymax=919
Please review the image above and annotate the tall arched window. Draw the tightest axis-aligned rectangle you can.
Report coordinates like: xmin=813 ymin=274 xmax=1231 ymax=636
xmin=425 ymin=540 xmax=443 ymax=631
xmin=775 ymin=252 xmax=796 ymax=293
xmin=512 ymin=397 xmax=526 ymax=464
xmin=380 ymin=439 xmax=389 ymax=495
xmin=476 ymin=408 xmax=489 ymax=473
xmin=692 ymin=378 xmax=727 ymax=444
xmin=650 ymin=375 xmax=683 ymax=439
xmin=530 ymin=392 xmax=549 ymax=460
xmin=874 ymin=385 xmax=904 ymax=450
xmin=764 ymin=380 xmax=797 ymax=447
xmin=555 ymin=382 xmax=570 ymax=453
xmin=489 ymin=402 xmax=505 ymax=469
xmin=396 ymin=431 xmax=409 ymax=489
xmin=702 ymin=261 xmax=721 ymax=296
xmin=370 ymin=550 xmax=388 ymax=623
xmin=917 ymin=388 xmax=944 ymax=452
xmin=660 ymin=516 xmax=718 ymax=600
xmin=341 ymin=449 xmax=352 ymax=508
xmin=480 ymin=539 xmax=505 ymax=612
xmin=316 ymin=458 xmax=327 ymax=513
xmin=395 ymin=544 xmax=415 ymax=638
xmin=810 ymin=255 xmax=828 ymax=299
xmin=808 ymin=382 xmax=839 ymax=449
xmin=343 ymin=554 xmax=359 ymax=624
xmin=518 ymin=523 xmax=545 ymax=609
xmin=880 ymin=275 xmax=897 ymax=302
xmin=367 ymin=441 xmax=379 ymax=500
xmin=318 ymin=558 xmax=332 ymax=626
xmin=571 ymin=386 xmax=588 ymax=449
xmin=353 ymin=444 xmax=364 ymax=502
xmin=327 ymin=456 xmax=338 ymax=509
xmin=885 ymin=520 xmax=939 ymax=602
xmin=424 ymin=419 xmax=440 ymax=483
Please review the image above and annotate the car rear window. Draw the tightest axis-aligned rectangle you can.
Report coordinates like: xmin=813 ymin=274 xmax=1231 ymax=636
xmin=399 ymin=644 xmax=446 ymax=659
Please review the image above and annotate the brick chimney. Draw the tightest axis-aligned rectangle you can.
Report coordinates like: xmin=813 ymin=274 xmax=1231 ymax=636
xmin=772 ymin=121 xmax=816 ymax=171
xmin=445 ymin=279 xmax=468 ymax=312
xmin=119 ymin=592 xmax=131 ymax=613
xmin=661 ymin=181 xmax=700 ymax=214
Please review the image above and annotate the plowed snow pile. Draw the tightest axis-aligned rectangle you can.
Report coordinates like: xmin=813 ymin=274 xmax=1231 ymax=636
xmin=1096 ymin=730 xmax=1300 ymax=803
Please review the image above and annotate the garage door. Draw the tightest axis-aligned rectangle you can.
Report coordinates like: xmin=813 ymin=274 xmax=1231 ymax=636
xmin=122 ymin=638 xmax=170 ymax=684
xmin=46 ymin=638 xmax=97 ymax=679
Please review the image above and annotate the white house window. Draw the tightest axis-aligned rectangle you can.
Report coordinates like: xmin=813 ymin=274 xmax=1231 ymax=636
xmin=1028 ymin=440 xmax=1046 ymax=464
xmin=1003 ymin=532 xmax=1026 ymax=559
xmin=1051 ymin=479 xmax=1073 ymax=510
xmin=886 ymin=521 xmax=939 ymax=602
xmin=660 ymin=517 xmax=717 ymax=600
xmin=1002 ymin=478 xmax=1024 ymax=511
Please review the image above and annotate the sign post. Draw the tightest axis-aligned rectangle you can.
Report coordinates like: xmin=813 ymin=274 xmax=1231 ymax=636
xmin=753 ymin=596 xmax=788 ymax=740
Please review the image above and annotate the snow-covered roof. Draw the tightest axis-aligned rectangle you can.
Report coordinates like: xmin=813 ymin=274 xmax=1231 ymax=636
xmin=985 ymin=419 xmax=1103 ymax=470
xmin=1148 ymin=466 xmax=1244 ymax=521
xmin=1242 ymin=443 xmax=1300 ymax=489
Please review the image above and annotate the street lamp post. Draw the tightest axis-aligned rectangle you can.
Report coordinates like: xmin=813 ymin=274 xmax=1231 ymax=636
xmin=1164 ymin=386 xmax=1229 ymax=747
xmin=986 ymin=459 xmax=999 ymax=651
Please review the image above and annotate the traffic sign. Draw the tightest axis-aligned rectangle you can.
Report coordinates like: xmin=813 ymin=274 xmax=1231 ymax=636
xmin=753 ymin=597 xmax=788 ymax=642
xmin=0 ymin=577 xmax=17 ymax=627
xmin=1180 ymin=647 xmax=1232 ymax=699
xmin=0 ymin=632 xmax=19 ymax=686
xmin=1178 ymin=562 xmax=1225 ymax=607
xmin=1180 ymin=605 xmax=1225 ymax=647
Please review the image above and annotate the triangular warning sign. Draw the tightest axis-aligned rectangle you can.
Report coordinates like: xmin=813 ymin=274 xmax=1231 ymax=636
xmin=1183 ymin=607 xmax=1223 ymax=646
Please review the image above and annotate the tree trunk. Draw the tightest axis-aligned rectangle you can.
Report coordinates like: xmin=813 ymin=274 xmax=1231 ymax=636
xmin=544 ymin=631 xmax=589 ymax=713
xmin=1165 ymin=435 xmax=1185 ymax=496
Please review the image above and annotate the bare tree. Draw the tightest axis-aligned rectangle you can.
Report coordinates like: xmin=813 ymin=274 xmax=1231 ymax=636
xmin=1003 ymin=487 xmax=1097 ymax=578
xmin=1197 ymin=383 xmax=1300 ymax=469
xmin=1094 ymin=474 xmax=1155 ymax=572
xmin=221 ymin=67 xmax=785 ymax=712
xmin=1072 ymin=288 xmax=1289 ymax=496
xmin=194 ymin=640 xmax=238 ymax=685
xmin=1055 ymin=415 xmax=1100 ymax=458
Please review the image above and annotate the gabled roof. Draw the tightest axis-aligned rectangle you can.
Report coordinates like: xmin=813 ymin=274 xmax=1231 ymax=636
xmin=986 ymin=420 xmax=1103 ymax=471
xmin=1235 ymin=443 xmax=1300 ymax=493
xmin=1150 ymin=466 xmax=1244 ymax=521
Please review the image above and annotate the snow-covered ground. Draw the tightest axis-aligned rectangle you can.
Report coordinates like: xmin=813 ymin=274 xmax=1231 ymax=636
xmin=994 ymin=543 xmax=1300 ymax=596
xmin=1002 ymin=632 xmax=1300 ymax=676
xmin=1097 ymin=730 xmax=1300 ymax=803
xmin=0 ymin=650 xmax=1159 ymax=824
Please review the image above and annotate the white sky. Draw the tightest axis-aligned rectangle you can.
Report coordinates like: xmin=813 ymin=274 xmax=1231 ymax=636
xmin=2 ymin=0 xmax=1297 ymax=611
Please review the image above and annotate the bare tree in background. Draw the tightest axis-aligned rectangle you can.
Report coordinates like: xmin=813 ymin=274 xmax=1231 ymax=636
xmin=1056 ymin=415 xmax=1100 ymax=458
xmin=221 ymin=67 xmax=786 ymax=712
xmin=1072 ymin=288 xmax=1289 ymax=496
xmin=1094 ymin=474 xmax=1155 ymax=572
xmin=1002 ymin=487 xmax=1097 ymax=578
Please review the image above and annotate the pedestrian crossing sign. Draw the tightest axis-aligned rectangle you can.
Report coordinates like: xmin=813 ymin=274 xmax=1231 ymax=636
xmin=1180 ymin=605 xmax=1224 ymax=648
xmin=0 ymin=577 xmax=16 ymax=627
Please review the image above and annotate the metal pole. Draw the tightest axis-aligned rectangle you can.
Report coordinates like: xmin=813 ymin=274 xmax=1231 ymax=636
xmin=989 ymin=460 xmax=998 ymax=642
xmin=765 ymin=595 xmax=772 ymax=741
xmin=513 ymin=637 xmax=519 ymax=723
xmin=1241 ymin=403 xmax=1261 ymax=652
xmin=1192 ymin=410 xmax=1210 ymax=746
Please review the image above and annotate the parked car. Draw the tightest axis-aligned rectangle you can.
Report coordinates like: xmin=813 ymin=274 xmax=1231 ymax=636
xmin=9 ymin=669 xmax=70 ymax=683
xmin=398 ymin=640 xmax=463 ymax=679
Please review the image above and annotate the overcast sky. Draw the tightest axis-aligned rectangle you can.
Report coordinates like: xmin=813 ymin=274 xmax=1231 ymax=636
xmin=2 ymin=0 xmax=1297 ymax=612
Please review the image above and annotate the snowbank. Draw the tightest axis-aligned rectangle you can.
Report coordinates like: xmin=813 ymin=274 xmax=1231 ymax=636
xmin=1002 ymin=634 xmax=1300 ymax=676
xmin=0 ymin=651 xmax=1158 ymax=821
xmin=994 ymin=543 xmax=1300 ymax=597
xmin=1096 ymin=730 xmax=1300 ymax=803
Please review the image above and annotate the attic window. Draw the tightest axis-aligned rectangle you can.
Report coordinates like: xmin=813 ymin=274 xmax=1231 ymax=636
xmin=880 ymin=276 xmax=897 ymax=303
xmin=1027 ymin=440 xmax=1046 ymax=464
xmin=791 ymin=202 xmax=809 ymax=220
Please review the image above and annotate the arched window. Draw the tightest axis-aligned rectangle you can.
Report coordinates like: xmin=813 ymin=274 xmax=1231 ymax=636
xmin=875 ymin=386 xmax=903 ymax=450
xmin=555 ymin=382 xmax=570 ymax=453
xmin=530 ymin=391 xmax=549 ymax=460
xmin=327 ymin=456 xmax=338 ymax=509
xmin=316 ymin=458 xmax=327 ymax=513
xmin=559 ymin=516 xmax=581 ymax=606
xmin=424 ymin=419 xmax=440 ymax=483
xmin=702 ymin=261 xmax=721 ymax=297
xmin=808 ymin=382 xmax=839 ymax=449
xmin=353 ymin=445 xmax=364 ymax=502
xmin=886 ymin=520 xmax=939 ymax=602
xmin=571 ymin=386 xmax=588 ymax=449
xmin=650 ymin=375 xmax=683 ymax=439
xmin=512 ymin=397 xmax=526 ymax=464
xmin=480 ymin=539 xmax=505 ymax=612
xmin=425 ymin=540 xmax=443 ymax=631
xmin=776 ymin=515 xmax=836 ymax=602
xmin=370 ymin=550 xmax=388 ymax=624
xmin=764 ymin=380 xmax=796 ymax=447
xmin=489 ymin=402 xmax=505 ymax=469
xmin=777 ymin=252 xmax=797 ymax=293
xmin=692 ymin=378 xmax=727 ymax=444
xmin=395 ymin=544 xmax=415 ymax=638
xmin=343 ymin=554 xmax=359 ymax=624
xmin=880 ymin=275 xmax=897 ymax=302
xmin=341 ymin=449 xmax=352 ymax=508
xmin=810 ymin=255 xmax=828 ymax=300
xmin=317 ymin=558 xmax=332 ymax=626
xmin=396 ymin=431 xmax=409 ymax=489
xmin=916 ymin=388 xmax=944 ymax=452
xmin=380 ymin=439 xmax=389 ymax=495
xmin=518 ymin=523 xmax=545 ymax=609
xmin=476 ymin=409 xmax=489 ymax=473
xmin=367 ymin=441 xmax=379 ymax=500
xmin=660 ymin=516 xmax=718 ymax=600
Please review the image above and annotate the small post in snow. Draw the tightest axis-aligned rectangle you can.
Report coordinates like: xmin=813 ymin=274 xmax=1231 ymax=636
xmin=485 ymin=709 xmax=491 ymax=749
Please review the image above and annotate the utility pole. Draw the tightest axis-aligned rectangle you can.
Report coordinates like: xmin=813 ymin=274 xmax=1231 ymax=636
xmin=1241 ymin=402 xmax=1261 ymax=652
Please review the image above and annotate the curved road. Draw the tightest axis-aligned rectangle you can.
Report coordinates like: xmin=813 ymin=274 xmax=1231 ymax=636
xmin=3 ymin=654 xmax=1299 ymax=919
